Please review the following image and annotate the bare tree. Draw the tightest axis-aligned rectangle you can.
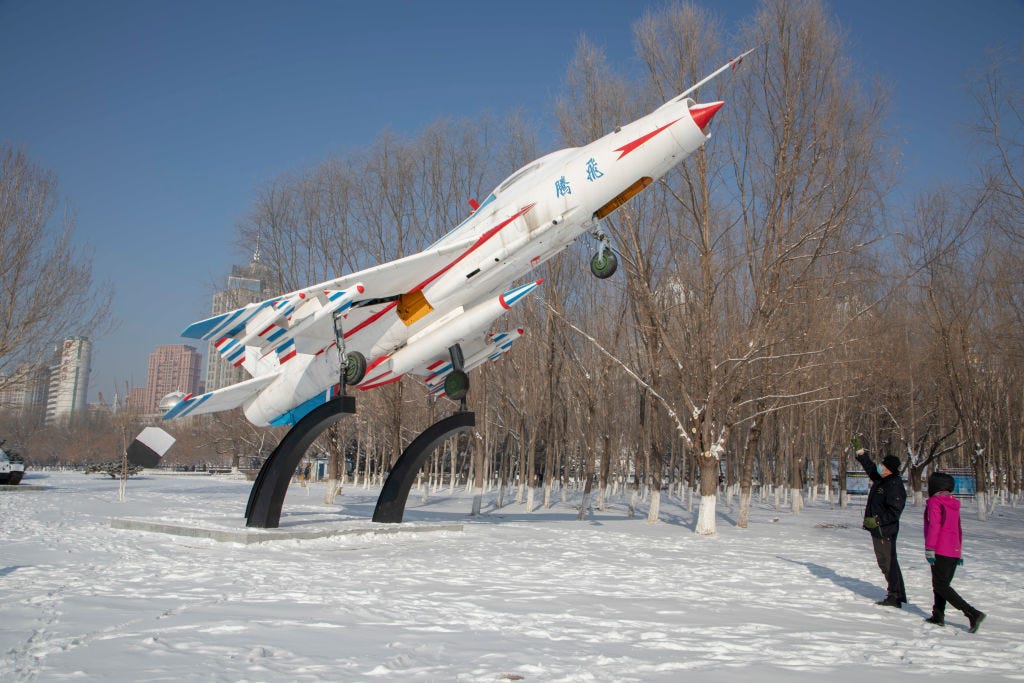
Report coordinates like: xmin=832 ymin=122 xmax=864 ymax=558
xmin=597 ymin=0 xmax=890 ymax=533
xmin=0 ymin=145 xmax=112 ymax=389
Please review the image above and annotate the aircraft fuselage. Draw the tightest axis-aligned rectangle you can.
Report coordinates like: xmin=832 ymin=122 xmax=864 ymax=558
xmin=168 ymin=83 xmax=727 ymax=427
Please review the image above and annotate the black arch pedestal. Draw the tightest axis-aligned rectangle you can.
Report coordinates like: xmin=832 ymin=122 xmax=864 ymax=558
xmin=245 ymin=395 xmax=356 ymax=528
xmin=372 ymin=411 xmax=476 ymax=523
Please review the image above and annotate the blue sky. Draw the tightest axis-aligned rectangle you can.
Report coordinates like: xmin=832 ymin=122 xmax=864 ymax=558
xmin=1 ymin=0 xmax=1021 ymax=403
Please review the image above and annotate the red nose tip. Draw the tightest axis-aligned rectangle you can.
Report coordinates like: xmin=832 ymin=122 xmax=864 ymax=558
xmin=689 ymin=101 xmax=724 ymax=131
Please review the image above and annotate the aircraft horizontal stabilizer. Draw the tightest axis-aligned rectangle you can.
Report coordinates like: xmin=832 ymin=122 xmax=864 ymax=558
xmin=162 ymin=372 xmax=281 ymax=420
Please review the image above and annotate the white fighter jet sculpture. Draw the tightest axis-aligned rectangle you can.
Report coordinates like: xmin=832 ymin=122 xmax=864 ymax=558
xmin=163 ymin=50 xmax=752 ymax=427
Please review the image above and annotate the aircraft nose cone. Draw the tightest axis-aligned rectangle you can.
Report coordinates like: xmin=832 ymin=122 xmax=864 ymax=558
xmin=689 ymin=101 xmax=724 ymax=131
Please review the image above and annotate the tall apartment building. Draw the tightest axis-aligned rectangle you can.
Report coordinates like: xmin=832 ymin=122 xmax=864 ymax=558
xmin=124 ymin=386 xmax=148 ymax=414
xmin=45 ymin=337 xmax=91 ymax=426
xmin=205 ymin=255 xmax=271 ymax=392
xmin=0 ymin=363 xmax=50 ymax=418
xmin=143 ymin=345 xmax=202 ymax=413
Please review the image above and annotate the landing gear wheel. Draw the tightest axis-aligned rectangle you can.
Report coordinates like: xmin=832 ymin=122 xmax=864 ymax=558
xmin=590 ymin=249 xmax=618 ymax=279
xmin=443 ymin=370 xmax=470 ymax=401
xmin=343 ymin=351 xmax=367 ymax=385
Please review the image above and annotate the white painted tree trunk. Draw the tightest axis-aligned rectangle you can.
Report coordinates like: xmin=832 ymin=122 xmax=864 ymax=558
xmin=323 ymin=477 xmax=341 ymax=505
xmin=737 ymin=490 xmax=752 ymax=528
xmin=977 ymin=491 xmax=987 ymax=521
xmin=695 ymin=494 xmax=717 ymax=535
xmin=578 ymin=487 xmax=592 ymax=521
xmin=647 ymin=488 xmax=661 ymax=524
xmin=790 ymin=487 xmax=803 ymax=514
xmin=526 ymin=486 xmax=535 ymax=513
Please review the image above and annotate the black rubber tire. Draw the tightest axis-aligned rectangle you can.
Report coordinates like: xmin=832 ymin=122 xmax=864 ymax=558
xmin=443 ymin=370 xmax=470 ymax=401
xmin=590 ymin=250 xmax=618 ymax=279
xmin=343 ymin=351 xmax=367 ymax=385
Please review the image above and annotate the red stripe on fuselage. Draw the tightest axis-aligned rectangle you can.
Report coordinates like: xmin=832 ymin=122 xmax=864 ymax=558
xmin=614 ymin=119 xmax=682 ymax=159
xmin=359 ymin=374 xmax=403 ymax=391
xmin=344 ymin=302 xmax=398 ymax=339
xmin=361 ymin=369 xmax=392 ymax=385
xmin=342 ymin=204 xmax=535 ymax=341
xmin=412 ymin=203 xmax=535 ymax=291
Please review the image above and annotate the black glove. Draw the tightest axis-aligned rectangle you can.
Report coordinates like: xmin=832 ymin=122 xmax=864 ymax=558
xmin=863 ymin=516 xmax=879 ymax=530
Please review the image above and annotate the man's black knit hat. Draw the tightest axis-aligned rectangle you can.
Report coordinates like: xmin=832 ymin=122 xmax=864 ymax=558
xmin=882 ymin=455 xmax=902 ymax=475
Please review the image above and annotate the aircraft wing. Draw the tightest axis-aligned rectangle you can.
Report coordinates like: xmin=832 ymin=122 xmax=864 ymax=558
xmin=294 ymin=233 xmax=481 ymax=307
xmin=181 ymin=235 xmax=481 ymax=367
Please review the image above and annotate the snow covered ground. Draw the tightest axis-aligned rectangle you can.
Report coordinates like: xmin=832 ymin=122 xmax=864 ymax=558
xmin=2 ymin=472 xmax=1023 ymax=682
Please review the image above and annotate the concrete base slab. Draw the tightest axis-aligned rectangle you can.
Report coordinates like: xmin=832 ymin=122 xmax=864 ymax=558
xmin=110 ymin=516 xmax=463 ymax=544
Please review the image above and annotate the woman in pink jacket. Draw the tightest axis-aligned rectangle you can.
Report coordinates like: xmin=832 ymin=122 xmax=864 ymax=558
xmin=924 ymin=472 xmax=986 ymax=632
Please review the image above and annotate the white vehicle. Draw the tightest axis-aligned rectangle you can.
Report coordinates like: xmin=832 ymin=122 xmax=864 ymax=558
xmin=0 ymin=442 xmax=25 ymax=485
xmin=163 ymin=50 xmax=752 ymax=428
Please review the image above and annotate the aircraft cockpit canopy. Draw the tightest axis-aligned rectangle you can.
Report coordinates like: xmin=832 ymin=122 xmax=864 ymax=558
xmin=494 ymin=148 xmax=578 ymax=197
xmin=498 ymin=163 xmax=541 ymax=193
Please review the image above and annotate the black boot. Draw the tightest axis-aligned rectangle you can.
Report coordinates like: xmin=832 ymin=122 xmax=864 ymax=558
xmin=924 ymin=614 xmax=945 ymax=626
xmin=968 ymin=610 xmax=986 ymax=634
xmin=876 ymin=595 xmax=902 ymax=608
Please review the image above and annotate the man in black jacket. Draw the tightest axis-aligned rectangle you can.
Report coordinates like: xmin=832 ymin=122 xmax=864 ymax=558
xmin=856 ymin=446 xmax=908 ymax=607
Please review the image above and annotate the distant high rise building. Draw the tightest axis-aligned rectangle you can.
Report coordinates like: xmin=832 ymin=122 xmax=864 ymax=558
xmin=125 ymin=386 xmax=148 ymax=414
xmin=205 ymin=252 xmax=271 ymax=392
xmin=45 ymin=337 xmax=91 ymax=426
xmin=144 ymin=345 xmax=202 ymax=413
xmin=0 ymin=363 xmax=50 ymax=419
